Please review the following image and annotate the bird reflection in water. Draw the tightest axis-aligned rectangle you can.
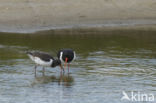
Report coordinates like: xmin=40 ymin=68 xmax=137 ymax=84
xmin=32 ymin=72 xmax=74 ymax=87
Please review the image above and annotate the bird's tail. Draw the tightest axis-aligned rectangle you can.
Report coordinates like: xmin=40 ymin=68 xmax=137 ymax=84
xmin=26 ymin=51 xmax=32 ymax=55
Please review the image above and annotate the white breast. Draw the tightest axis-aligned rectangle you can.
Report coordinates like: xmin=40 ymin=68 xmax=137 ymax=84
xmin=59 ymin=52 xmax=64 ymax=63
xmin=73 ymin=51 xmax=76 ymax=61
xmin=28 ymin=54 xmax=53 ymax=66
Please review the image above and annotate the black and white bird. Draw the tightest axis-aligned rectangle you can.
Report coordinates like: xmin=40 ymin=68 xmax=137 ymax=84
xmin=27 ymin=51 xmax=63 ymax=76
xmin=57 ymin=49 xmax=76 ymax=73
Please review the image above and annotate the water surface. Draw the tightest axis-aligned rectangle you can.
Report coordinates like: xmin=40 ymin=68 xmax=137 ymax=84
xmin=0 ymin=30 xmax=156 ymax=103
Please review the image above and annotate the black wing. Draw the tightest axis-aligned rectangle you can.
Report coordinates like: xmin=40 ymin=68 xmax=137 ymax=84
xmin=28 ymin=51 xmax=54 ymax=62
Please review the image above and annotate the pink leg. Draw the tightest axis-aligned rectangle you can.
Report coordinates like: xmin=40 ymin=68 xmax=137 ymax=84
xmin=68 ymin=63 xmax=70 ymax=73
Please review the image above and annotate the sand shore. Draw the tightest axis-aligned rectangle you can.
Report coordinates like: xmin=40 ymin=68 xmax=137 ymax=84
xmin=0 ymin=0 xmax=156 ymax=33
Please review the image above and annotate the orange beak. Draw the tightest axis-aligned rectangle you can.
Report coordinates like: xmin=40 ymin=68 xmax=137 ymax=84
xmin=64 ymin=57 xmax=68 ymax=70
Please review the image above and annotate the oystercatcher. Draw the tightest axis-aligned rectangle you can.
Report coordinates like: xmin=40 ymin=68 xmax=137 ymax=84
xmin=57 ymin=49 xmax=76 ymax=73
xmin=27 ymin=51 xmax=64 ymax=76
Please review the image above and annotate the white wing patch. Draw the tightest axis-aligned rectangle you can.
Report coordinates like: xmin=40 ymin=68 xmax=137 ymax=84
xmin=28 ymin=54 xmax=53 ymax=66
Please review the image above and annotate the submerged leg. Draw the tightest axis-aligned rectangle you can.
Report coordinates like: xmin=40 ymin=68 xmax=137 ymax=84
xmin=68 ymin=63 xmax=70 ymax=73
xmin=60 ymin=64 xmax=64 ymax=73
xmin=42 ymin=67 xmax=45 ymax=76
xmin=34 ymin=65 xmax=37 ymax=77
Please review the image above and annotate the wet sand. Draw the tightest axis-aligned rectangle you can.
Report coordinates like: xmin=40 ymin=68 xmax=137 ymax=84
xmin=0 ymin=0 xmax=156 ymax=33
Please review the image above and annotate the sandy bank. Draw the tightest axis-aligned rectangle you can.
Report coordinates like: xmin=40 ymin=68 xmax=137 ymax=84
xmin=0 ymin=0 xmax=156 ymax=33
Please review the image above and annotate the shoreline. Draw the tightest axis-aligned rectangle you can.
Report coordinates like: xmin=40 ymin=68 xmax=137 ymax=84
xmin=0 ymin=19 xmax=156 ymax=34
xmin=0 ymin=0 xmax=156 ymax=33
xmin=1 ymin=23 xmax=156 ymax=35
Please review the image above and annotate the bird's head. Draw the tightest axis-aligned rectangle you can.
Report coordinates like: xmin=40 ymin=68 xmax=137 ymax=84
xmin=51 ymin=59 xmax=61 ymax=67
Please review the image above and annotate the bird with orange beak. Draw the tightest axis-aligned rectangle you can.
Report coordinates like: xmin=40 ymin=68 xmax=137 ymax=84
xmin=57 ymin=49 xmax=76 ymax=73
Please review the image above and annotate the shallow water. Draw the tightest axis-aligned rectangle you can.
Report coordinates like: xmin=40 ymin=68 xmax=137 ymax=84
xmin=0 ymin=30 xmax=156 ymax=103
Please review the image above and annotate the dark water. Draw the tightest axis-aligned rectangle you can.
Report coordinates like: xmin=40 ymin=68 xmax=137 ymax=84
xmin=0 ymin=30 xmax=156 ymax=103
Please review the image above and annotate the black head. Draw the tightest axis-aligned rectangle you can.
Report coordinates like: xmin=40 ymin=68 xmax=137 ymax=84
xmin=57 ymin=49 xmax=75 ymax=63
xmin=51 ymin=59 xmax=61 ymax=67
